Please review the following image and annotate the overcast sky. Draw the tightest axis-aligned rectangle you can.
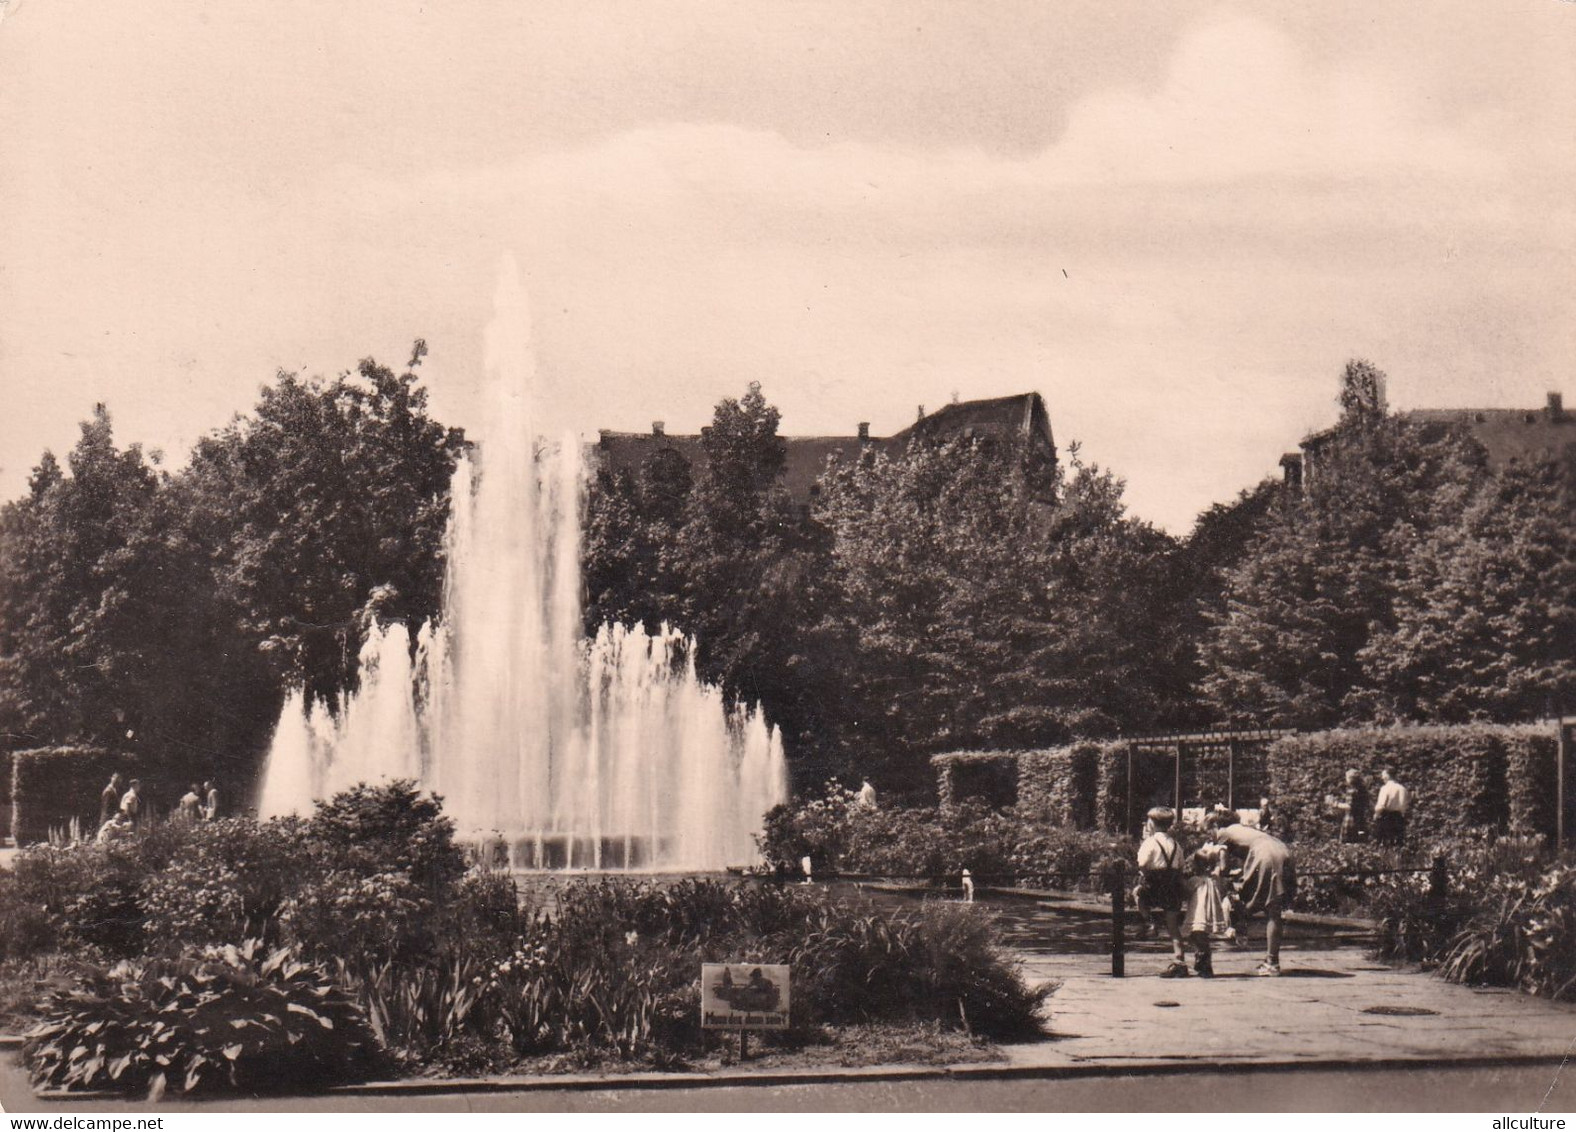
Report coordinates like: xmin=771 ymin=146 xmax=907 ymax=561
xmin=1 ymin=0 xmax=1571 ymax=531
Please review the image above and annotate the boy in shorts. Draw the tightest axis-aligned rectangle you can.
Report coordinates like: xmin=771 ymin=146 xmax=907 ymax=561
xmin=1135 ymin=806 xmax=1188 ymax=977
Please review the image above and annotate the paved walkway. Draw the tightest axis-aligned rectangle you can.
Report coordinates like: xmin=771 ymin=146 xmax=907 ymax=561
xmin=1004 ymin=941 xmax=1576 ymax=1069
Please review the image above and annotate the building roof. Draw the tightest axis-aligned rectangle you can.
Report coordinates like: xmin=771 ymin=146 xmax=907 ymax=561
xmin=895 ymin=392 xmax=1055 ymax=453
xmin=1398 ymin=405 xmax=1573 ymax=467
xmin=1293 ymin=393 xmax=1571 ymax=479
xmin=594 ymin=392 xmax=1055 ymax=506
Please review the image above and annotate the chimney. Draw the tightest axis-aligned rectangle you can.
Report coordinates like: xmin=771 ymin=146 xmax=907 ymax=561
xmin=652 ymin=421 xmax=665 ymax=437
xmin=1548 ymin=392 xmax=1565 ymax=421
xmin=917 ymin=405 xmax=926 ymax=421
xmin=857 ymin=422 xmax=869 ymax=441
xmin=1279 ymin=452 xmax=1304 ymax=492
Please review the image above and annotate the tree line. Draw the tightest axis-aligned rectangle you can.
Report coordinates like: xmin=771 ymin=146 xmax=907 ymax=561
xmin=2 ymin=357 xmax=1571 ymax=796
xmin=0 ymin=348 xmax=463 ymax=788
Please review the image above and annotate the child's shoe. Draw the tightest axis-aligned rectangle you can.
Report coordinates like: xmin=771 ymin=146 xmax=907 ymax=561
xmin=1160 ymin=960 xmax=1190 ymax=978
xmin=1254 ymin=959 xmax=1282 ymax=977
xmin=1194 ymin=955 xmax=1214 ymax=978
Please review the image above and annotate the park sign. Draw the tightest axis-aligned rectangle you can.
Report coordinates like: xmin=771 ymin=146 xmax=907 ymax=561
xmin=700 ymin=963 xmax=790 ymax=1030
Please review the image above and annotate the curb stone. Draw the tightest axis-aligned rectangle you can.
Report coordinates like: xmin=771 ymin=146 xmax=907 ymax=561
xmin=22 ymin=1050 xmax=1574 ymax=1102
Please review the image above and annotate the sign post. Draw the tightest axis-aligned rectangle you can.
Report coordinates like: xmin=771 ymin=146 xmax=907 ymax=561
xmin=701 ymin=963 xmax=790 ymax=1060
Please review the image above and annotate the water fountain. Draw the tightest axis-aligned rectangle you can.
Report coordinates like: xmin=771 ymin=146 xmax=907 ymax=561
xmin=257 ymin=260 xmax=788 ymax=870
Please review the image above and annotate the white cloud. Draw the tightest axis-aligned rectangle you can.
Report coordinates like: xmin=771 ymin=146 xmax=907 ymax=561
xmin=355 ymin=14 xmax=1496 ymax=225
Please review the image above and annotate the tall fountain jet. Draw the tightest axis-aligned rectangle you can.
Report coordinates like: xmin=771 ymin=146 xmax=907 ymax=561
xmin=258 ymin=259 xmax=788 ymax=869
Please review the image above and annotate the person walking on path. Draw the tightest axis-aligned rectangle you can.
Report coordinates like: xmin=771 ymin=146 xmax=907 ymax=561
xmin=98 ymin=773 xmax=124 ymax=828
xmin=1135 ymin=806 xmax=1189 ymax=977
xmin=1373 ymin=769 xmax=1409 ymax=846
xmin=1207 ymin=810 xmax=1297 ymax=976
xmin=202 ymin=781 xmax=219 ymax=821
xmin=1337 ymin=769 xmax=1369 ymax=843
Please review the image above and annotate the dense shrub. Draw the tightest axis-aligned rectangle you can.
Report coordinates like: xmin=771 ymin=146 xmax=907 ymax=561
xmin=1368 ymin=837 xmax=1567 ymax=987
xmin=791 ymin=896 xmax=1046 ymax=1037
xmin=302 ymin=781 xmax=467 ymax=894
xmin=1 ymin=826 xmax=188 ymax=958
xmin=24 ymin=940 xmax=379 ymax=1097
xmin=141 ymin=818 xmax=312 ymax=948
xmin=758 ymin=786 xmax=1123 ymax=889
xmin=358 ymin=878 xmax=1047 ymax=1065
xmin=1436 ymin=865 xmax=1576 ymax=999
xmin=1008 ymin=827 xmax=1128 ymax=889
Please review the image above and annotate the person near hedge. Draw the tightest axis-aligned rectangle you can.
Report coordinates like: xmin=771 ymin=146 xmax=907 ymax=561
xmin=203 ymin=780 xmax=219 ymax=821
xmin=95 ymin=810 xmax=132 ymax=845
xmin=177 ymin=783 xmax=203 ymax=824
xmin=1134 ymin=806 xmax=1189 ymax=977
xmin=1336 ymin=768 xmax=1370 ymax=843
xmin=118 ymin=778 xmax=142 ymax=830
xmin=98 ymin=772 xmax=124 ymax=829
xmin=1373 ymin=768 xmax=1410 ymax=846
xmin=1206 ymin=809 xmax=1296 ymax=977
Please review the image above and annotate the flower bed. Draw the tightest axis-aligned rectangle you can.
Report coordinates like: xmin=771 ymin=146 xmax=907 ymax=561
xmin=0 ymin=782 xmax=1048 ymax=1097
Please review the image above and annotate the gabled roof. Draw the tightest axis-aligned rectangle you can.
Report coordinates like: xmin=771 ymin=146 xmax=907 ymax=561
xmin=593 ymin=391 xmax=1056 ymax=505
xmin=895 ymin=392 xmax=1055 ymax=454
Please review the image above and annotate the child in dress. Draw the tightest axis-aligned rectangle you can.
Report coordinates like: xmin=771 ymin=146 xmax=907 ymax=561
xmin=1183 ymin=846 xmax=1233 ymax=977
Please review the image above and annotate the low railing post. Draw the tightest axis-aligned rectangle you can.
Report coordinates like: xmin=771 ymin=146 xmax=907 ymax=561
xmin=1109 ymin=862 xmax=1126 ymax=978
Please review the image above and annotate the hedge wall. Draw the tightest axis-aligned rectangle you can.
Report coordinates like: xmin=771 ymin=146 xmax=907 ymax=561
xmin=933 ymin=745 xmax=1108 ymax=829
xmin=0 ymin=748 xmax=12 ymax=844
xmin=10 ymin=748 xmax=145 ymax=845
xmin=1016 ymin=745 xmax=1100 ymax=829
xmin=1092 ymin=741 xmax=1131 ymax=834
xmin=1263 ymin=724 xmax=1559 ymax=843
xmin=932 ymin=752 xmax=1019 ymax=811
xmin=1503 ymin=725 xmax=1560 ymax=837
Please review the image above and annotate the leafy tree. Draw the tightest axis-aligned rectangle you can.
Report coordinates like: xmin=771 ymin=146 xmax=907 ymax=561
xmin=188 ymin=354 xmax=464 ymax=705
xmin=669 ymin=384 xmax=825 ymax=738
xmin=814 ymin=436 xmax=1189 ymax=783
xmin=1338 ymin=357 xmax=1389 ymax=424
xmin=0 ymin=407 xmax=162 ymax=747
xmin=1200 ymin=363 xmax=1487 ymax=727
xmin=0 ymin=351 xmax=463 ymax=791
xmin=1359 ymin=450 xmax=1576 ymax=721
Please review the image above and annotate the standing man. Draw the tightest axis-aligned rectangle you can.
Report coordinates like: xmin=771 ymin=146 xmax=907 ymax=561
xmin=1373 ymin=769 xmax=1409 ymax=846
xmin=1337 ymin=769 xmax=1370 ymax=843
xmin=202 ymin=781 xmax=219 ymax=821
xmin=99 ymin=773 xmax=124 ymax=829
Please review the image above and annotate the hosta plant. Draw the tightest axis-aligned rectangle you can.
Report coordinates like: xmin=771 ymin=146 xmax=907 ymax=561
xmin=24 ymin=940 xmax=379 ymax=1098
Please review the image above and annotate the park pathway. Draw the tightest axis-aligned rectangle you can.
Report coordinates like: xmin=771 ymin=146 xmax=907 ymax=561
xmin=1004 ymin=938 xmax=1576 ymax=1069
